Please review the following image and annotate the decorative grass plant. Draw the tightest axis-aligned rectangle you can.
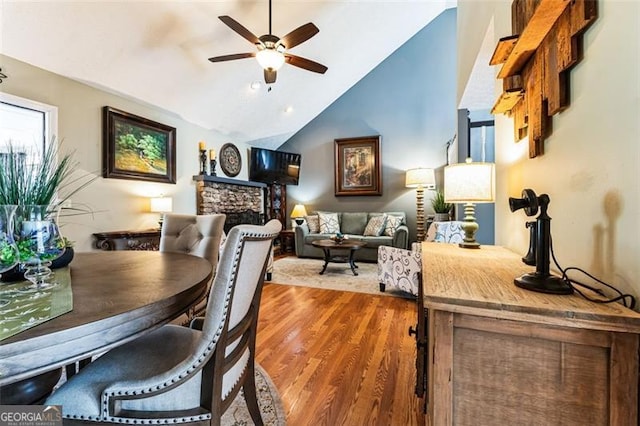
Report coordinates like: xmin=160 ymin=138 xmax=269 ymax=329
xmin=431 ymin=190 xmax=453 ymax=214
xmin=0 ymin=141 xmax=95 ymax=209
xmin=0 ymin=141 xmax=95 ymax=275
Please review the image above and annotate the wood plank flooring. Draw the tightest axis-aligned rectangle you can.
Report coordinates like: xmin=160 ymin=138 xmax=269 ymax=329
xmin=256 ymin=282 xmax=424 ymax=426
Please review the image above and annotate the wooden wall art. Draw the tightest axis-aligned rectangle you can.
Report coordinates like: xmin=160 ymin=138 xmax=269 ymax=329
xmin=490 ymin=0 xmax=598 ymax=158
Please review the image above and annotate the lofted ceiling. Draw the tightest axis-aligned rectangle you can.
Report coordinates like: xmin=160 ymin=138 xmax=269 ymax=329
xmin=0 ymin=1 xmax=456 ymax=149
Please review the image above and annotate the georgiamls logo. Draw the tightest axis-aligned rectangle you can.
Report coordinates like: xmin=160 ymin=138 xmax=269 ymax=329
xmin=0 ymin=405 xmax=62 ymax=425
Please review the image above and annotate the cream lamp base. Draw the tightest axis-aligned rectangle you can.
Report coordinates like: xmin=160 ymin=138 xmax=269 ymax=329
xmin=415 ymin=187 xmax=426 ymax=242
xmin=459 ymin=202 xmax=480 ymax=249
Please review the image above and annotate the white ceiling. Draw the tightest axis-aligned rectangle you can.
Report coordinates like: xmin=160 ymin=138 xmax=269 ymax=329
xmin=1 ymin=1 xmax=456 ymax=149
xmin=459 ymin=17 xmax=496 ymax=112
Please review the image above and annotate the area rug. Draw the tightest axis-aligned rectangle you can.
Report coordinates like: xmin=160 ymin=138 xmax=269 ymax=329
xmin=271 ymin=257 xmax=412 ymax=298
xmin=222 ymin=364 xmax=286 ymax=425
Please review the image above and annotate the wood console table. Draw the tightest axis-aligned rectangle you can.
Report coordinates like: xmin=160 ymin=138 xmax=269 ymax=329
xmin=93 ymin=229 xmax=161 ymax=251
xmin=420 ymin=242 xmax=640 ymax=426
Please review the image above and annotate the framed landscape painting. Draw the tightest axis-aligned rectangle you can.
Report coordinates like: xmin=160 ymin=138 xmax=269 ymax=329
xmin=103 ymin=106 xmax=176 ymax=183
xmin=334 ymin=135 xmax=382 ymax=196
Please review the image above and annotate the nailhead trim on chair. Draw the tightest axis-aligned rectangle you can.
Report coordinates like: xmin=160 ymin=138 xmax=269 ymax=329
xmin=66 ymin=414 xmax=213 ymax=424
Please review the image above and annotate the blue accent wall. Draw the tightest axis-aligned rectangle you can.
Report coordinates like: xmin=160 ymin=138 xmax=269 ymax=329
xmin=280 ymin=9 xmax=457 ymax=241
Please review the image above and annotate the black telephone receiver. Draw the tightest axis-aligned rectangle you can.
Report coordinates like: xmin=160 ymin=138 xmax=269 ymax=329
xmin=508 ymin=189 xmax=573 ymax=295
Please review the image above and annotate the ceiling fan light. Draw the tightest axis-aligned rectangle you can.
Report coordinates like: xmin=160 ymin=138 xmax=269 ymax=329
xmin=256 ymin=49 xmax=285 ymax=71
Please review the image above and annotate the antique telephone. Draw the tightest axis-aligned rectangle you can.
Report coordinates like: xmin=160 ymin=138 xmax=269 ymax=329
xmin=508 ymin=189 xmax=573 ymax=294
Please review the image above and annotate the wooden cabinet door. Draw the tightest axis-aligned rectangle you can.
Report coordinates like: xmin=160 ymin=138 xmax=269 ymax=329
xmin=428 ymin=311 xmax=639 ymax=426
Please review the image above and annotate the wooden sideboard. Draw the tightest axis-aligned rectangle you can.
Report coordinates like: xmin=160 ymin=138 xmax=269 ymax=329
xmin=93 ymin=229 xmax=161 ymax=251
xmin=420 ymin=242 xmax=640 ymax=426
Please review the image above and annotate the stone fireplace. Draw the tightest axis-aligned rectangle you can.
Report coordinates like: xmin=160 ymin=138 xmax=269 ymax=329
xmin=194 ymin=176 xmax=267 ymax=233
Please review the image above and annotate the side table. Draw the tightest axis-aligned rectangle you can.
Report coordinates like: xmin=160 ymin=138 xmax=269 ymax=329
xmin=279 ymin=230 xmax=295 ymax=254
xmin=93 ymin=229 xmax=161 ymax=251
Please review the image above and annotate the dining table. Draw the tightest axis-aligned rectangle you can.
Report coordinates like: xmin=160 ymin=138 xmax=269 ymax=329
xmin=0 ymin=251 xmax=213 ymax=387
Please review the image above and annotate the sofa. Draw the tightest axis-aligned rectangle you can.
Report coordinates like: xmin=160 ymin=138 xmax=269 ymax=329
xmin=294 ymin=211 xmax=409 ymax=262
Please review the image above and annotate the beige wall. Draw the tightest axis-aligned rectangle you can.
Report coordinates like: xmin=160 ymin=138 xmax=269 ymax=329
xmin=0 ymin=55 xmax=252 ymax=252
xmin=458 ymin=0 xmax=640 ymax=301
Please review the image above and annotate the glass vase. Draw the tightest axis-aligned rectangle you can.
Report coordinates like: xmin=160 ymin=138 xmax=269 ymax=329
xmin=0 ymin=205 xmax=20 ymax=306
xmin=13 ymin=205 xmax=65 ymax=291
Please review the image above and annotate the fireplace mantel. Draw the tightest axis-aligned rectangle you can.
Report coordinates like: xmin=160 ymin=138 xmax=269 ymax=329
xmin=192 ymin=175 xmax=266 ymax=188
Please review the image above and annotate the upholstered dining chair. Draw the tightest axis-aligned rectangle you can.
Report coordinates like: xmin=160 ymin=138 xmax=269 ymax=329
xmin=46 ymin=219 xmax=282 ymax=425
xmin=160 ymin=213 xmax=226 ymax=324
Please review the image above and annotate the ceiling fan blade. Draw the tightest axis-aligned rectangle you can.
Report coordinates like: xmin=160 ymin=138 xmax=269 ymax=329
xmin=208 ymin=53 xmax=256 ymax=63
xmin=264 ymin=69 xmax=277 ymax=84
xmin=219 ymin=16 xmax=261 ymax=45
xmin=285 ymin=54 xmax=327 ymax=74
xmin=280 ymin=23 xmax=319 ymax=50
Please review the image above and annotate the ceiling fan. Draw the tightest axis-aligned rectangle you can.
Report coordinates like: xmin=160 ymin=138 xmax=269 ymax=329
xmin=208 ymin=0 xmax=328 ymax=84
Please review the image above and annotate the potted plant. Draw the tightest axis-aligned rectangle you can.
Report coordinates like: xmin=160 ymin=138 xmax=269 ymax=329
xmin=51 ymin=237 xmax=75 ymax=269
xmin=0 ymin=141 xmax=95 ymax=208
xmin=431 ymin=190 xmax=452 ymax=222
xmin=0 ymin=141 xmax=95 ymax=282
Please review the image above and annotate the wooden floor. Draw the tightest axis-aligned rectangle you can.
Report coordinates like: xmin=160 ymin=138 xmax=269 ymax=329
xmin=256 ymin=282 xmax=424 ymax=426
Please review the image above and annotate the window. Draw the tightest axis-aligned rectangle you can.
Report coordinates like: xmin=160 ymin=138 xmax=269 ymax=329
xmin=0 ymin=93 xmax=58 ymax=165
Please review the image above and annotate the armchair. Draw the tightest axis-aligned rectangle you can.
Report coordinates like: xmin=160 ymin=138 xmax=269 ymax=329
xmin=377 ymin=246 xmax=422 ymax=296
xmin=377 ymin=221 xmax=465 ymax=296
xmin=46 ymin=220 xmax=282 ymax=425
xmin=425 ymin=220 xmax=465 ymax=244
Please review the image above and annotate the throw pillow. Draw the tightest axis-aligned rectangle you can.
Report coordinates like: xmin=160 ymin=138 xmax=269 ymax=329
xmin=318 ymin=212 xmax=340 ymax=234
xmin=364 ymin=214 xmax=387 ymax=236
xmin=306 ymin=215 xmax=320 ymax=233
xmin=384 ymin=215 xmax=403 ymax=237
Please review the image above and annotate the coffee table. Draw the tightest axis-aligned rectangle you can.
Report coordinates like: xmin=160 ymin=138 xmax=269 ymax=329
xmin=311 ymin=239 xmax=366 ymax=276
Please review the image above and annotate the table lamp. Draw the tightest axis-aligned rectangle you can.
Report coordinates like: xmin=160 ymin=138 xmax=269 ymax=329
xmin=444 ymin=159 xmax=495 ymax=248
xmin=405 ymin=168 xmax=436 ymax=242
xmin=291 ymin=204 xmax=308 ymax=226
xmin=150 ymin=196 xmax=173 ymax=228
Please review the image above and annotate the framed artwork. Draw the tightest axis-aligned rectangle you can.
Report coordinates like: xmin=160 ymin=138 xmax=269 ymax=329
xmin=334 ymin=135 xmax=382 ymax=196
xmin=103 ymin=106 xmax=176 ymax=183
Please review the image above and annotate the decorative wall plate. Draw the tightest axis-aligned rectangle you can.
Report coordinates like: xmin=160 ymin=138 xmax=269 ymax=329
xmin=219 ymin=143 xmax=241 ymax=177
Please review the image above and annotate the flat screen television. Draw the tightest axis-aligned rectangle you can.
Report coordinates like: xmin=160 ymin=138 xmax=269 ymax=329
xmin=249 ymin=147 xmax=302 ymax=185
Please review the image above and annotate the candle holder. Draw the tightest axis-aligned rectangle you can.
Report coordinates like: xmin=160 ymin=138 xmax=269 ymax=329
xmin=199 ymin=150 xmax=207 ymax=175
xmin=209 ymin=159 xmax=217 ymax=176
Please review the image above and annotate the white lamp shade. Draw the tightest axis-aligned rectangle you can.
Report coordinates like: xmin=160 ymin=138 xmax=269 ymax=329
xmin=150 ymin=197 xmax=173 ymax=213
xmin=405 ymin=168 xmax=436 ymax=189
xmin=444 ymin=162 xmax=495 ymax=203
xmin=256 ymin=49 xmax=285 ymax=71
xmin=291 ymin=204 xmax=308 ymax=218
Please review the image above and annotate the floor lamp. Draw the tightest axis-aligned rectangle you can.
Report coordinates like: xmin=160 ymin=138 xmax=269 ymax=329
xmin=444 ymin=159 xmax=495 ymax=248
xmin=406 ymin=168 xmax=436 ymax=242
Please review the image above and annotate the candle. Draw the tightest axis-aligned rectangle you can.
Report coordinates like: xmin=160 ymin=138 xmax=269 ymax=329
xmin=198 ymin=141 xmax=205 ymax=151
xmin=209 ymin=149 xmax=216 ymax=160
